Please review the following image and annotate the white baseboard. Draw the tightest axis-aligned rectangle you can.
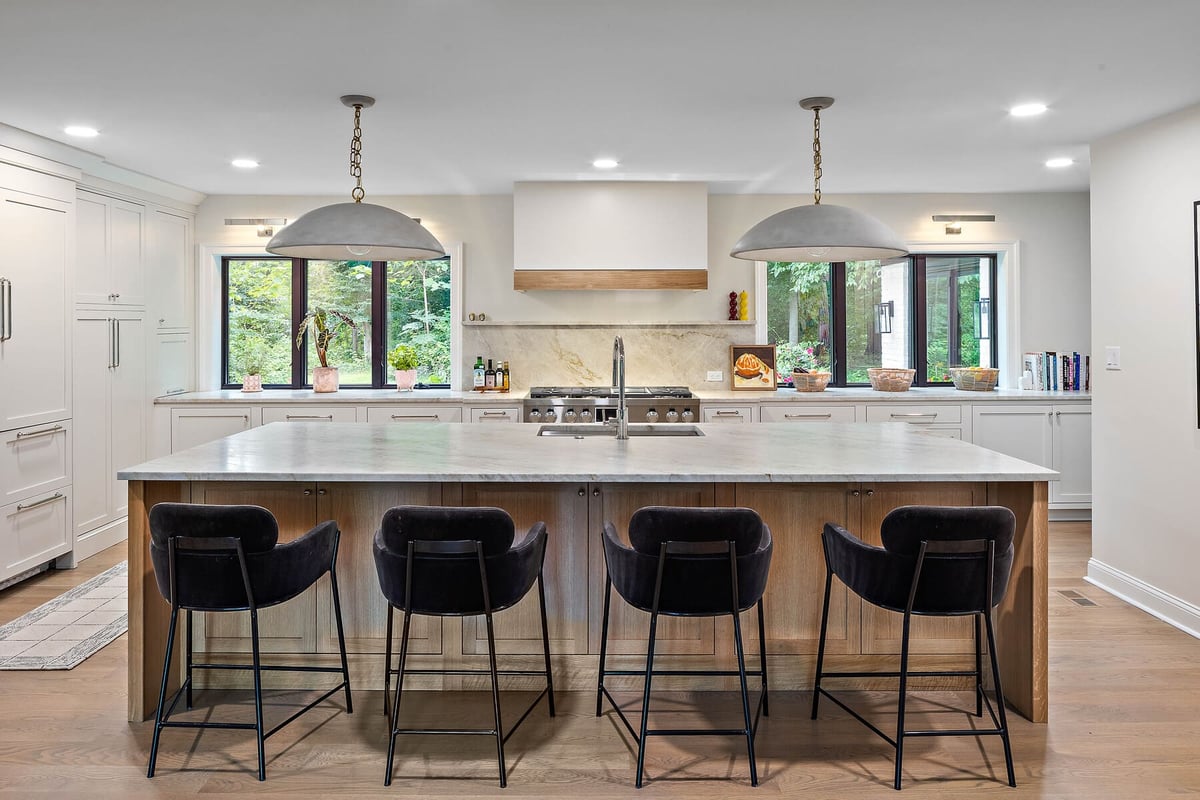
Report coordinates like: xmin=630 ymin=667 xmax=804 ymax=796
xmin=1086 ymin=558 xmax=1200 ymax=640
xmin=1049 ymin=507 xmax=1091 ymax=521
xmin=71 ymin=517 xmax=128 ymax=563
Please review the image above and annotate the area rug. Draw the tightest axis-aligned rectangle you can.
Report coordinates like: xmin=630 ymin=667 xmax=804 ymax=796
xmin=0 ymin=561 xmax=127 ymax=669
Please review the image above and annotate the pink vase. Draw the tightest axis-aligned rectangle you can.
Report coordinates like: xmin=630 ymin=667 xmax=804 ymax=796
xmin=241 ymin=374 xmax=263 ymax=393
xmin=312 ymin=366 xmax=339 ymax=393
xmin=394 ymin=369 xmax=417 ymax=391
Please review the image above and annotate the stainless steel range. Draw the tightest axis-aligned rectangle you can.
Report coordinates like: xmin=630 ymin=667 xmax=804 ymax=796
xmin=524 ymin=386 xmax=698 ymax=424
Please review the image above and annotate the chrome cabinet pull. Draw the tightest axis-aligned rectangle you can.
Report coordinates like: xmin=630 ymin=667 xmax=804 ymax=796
xmin=13 ymin=424 xmax=64 ymax=442
xmin=115 ymin=318 xmax=121 ymax=367
xmin=479 ymin=411 xmax=510 ymax=418
xmin=16 ymin=492 xmax=65 ymax=512
xmin=391 ymin=414 xmax=439 ymax=420
xmin=890 ymin=412 xmax=937 ymax=419
xmin=0 ymin=277 xmax=10 ymax=341
xmin=317 ymin=488 xmax=327 ymax=496
xmin=303 ymin=488 xmax=313 ymax=496
xmin=714 ymin=410 xmax=743 ymax=417
xmin=784 ymin=412 xmax=832 ymax=419
xmin=285 ymin=414 xmax=334 ymax=420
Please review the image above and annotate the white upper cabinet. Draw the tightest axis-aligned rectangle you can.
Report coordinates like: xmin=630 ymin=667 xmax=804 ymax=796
xmin=146 ymin=208 xmax=192 ymax=330
xmin=0 ymin=181 xmax=73 ymax=431
xmin=75 ymin=190 xmax=145 ymax=307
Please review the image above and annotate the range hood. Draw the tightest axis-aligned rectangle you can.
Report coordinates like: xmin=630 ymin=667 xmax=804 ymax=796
xmin=513 ymin=181 xmax=708 ymax=290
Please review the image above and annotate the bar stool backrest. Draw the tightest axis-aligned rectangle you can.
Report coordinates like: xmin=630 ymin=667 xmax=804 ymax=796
xmin=629 ymin=506 xmax=765 ymax=556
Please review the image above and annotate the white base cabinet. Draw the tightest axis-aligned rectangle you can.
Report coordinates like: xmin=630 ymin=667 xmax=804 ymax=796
xmin=170 ymin=407 xmax=254 ymax=452
xmin=971 ymin=403 xmax=1091 ymax=508
xmin=1 ymin=488 xmax=72 ymax=579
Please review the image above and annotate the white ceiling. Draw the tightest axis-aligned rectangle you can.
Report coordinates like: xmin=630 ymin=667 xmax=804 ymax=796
xmin=3 ymin=0 xmax=1199 ymax=197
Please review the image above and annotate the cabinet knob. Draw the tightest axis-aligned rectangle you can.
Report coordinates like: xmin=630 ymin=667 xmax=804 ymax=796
xmin=578 ymin=487 xmax=585 ymax=496
xmin=318 ymin=488 xmax=327 ymax=496
xmin=865 ymin=489 xmax=874 ymax=497
xmin=303 ymin=488 xmax=313 ymax=496
xmin=593 ymin=487 xmax=601 ymax=497
xmin=851 ymin=489 xmax=861 ymax=497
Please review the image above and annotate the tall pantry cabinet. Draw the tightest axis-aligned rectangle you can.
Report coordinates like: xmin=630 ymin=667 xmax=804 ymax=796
xmin=71 ymin=186 xmax=195 ymax=561
xmin=0 ymin=160 xmax=74 ymax=584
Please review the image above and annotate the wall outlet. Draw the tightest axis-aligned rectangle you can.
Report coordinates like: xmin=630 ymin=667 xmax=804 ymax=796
xmin=1104 ymin=346 xmax=1121 ymax=370
xmin=706 ymin=370 xmax=724 ymax=382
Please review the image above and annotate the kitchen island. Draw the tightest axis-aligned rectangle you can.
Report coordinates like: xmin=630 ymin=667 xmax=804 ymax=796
xmin=121 ymin=421 xmax=1053 ymax=723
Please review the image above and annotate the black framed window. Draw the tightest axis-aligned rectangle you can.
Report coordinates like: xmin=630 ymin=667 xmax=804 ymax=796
xmin=222 ymin=256 xmax=452 ymax=389
xmin=766 ymin=253 xmax=997 ymax=387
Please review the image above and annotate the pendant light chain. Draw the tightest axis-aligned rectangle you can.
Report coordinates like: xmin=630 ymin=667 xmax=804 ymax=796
xmin=812 ymin=105 xmax=823 ymax=206
xmin=349 ymin=103 xmax=365 ymax=202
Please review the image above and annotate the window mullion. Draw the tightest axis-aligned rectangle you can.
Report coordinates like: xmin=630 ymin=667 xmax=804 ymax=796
xmin=371 ymin=260 xmax=386 ymax=387
xmin=831 ymin=262 xmax=847 ymax=385
xmin=291 ymin=258 xmax=306 ymax=388
xmin=913 ymin=256 xmax=928 ymax=385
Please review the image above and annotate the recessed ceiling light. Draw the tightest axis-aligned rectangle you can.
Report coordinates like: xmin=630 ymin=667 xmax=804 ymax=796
xmin=592 ymin=158 xmax=619 ymax=169
xmin=1009 ymin=102 xmax=1048 ymax=118
xmin=1045 ymin=157 xmax=1074 ymax=168
xmin=231 ymin=158 xmax=260 ymax=169
xmin=63 ymin=125 xmax=99 ymax=138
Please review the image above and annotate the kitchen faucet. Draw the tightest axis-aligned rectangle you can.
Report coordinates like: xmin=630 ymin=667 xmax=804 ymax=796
xmin=611 ymin=336 xmax=628 ymax=440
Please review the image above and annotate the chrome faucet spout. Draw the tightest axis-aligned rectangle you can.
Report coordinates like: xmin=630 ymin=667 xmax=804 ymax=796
xmin=612 ymin=336 xmax=628 ymax=440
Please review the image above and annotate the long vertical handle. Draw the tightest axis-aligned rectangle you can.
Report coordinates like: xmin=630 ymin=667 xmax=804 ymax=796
xmin=108 ymin=318 xmax=115 ymax=368
xmin=115 ymin=318 xmax=121 ymax=368
xmin=0 ymin=278 xmax=11 ymax=341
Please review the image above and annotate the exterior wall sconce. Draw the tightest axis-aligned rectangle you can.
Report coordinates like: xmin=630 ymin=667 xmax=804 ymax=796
xmin=932 ymin=214 xmax=995 ymax=235
xmin=875 ymin=300 xmax=894 ymax=334
xmin=974 ymin=298 xmax=992 ymax=340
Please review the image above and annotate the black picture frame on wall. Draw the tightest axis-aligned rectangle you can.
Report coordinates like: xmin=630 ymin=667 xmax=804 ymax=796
xmin=1194 ymin=201 xmax=1200 ymax=427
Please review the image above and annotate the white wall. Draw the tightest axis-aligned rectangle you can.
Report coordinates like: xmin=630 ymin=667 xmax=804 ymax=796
xmin=196 ymin=190 xmax=1090 ymax=387
xmin=1087 ymin=102 xmax=1200 ymax=634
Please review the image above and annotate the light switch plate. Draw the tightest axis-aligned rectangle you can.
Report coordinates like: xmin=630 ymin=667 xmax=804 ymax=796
xmin=706 ymin=370 xmax=724 ymax=382
xmin=1104 ymin=346 xmax=1121 ymax=370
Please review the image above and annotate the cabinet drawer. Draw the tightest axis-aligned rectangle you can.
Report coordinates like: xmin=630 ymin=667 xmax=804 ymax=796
xmin=365 ymin=405 xmax=462 ymax=423
xmin=759 ymin=405 xmax=856 ymax=423
xmin=1 ymin=421 xmax=71 ymax=505
xmin=0 ymin=488 xmax=71 ymax=579
xmin=468 ymin=406 xmax=521 ymax=423
xmin=170 ymin=407 xmax=253 ymax=453
xmin=865 ymin=404 xmax=963 ymax=425
xmin=261 ymin=406 xmax=358 ymax=424
xmin=701 ymin=405 xmax=755 ymax=423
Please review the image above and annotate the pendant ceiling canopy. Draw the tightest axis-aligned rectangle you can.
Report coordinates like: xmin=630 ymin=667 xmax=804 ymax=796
xmin=731 ymin=97 xmax=908 ymax=263
xmin=267 ymin=95 xmax=446 ymax=262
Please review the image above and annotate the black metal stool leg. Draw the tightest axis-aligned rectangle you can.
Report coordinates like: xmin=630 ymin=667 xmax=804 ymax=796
xmin=975 ymin=613 xmax=984 ymax=717
xmin=383 ymin=603 xmax=394 ymax=717
xmin=250 ymin=608 xmax=266 ymax=782
xmin=811 ymin=567 xmax=834 ymax=720
xmin=733 ymin=608 xmax=759 ymax=787
xmin=895 ymin=609 xmax=913 ymax=791
xmin=596 ymin=575 xmax=612 ymax=717
xmin=384 ymin=607 xmax=413 ymax=787
xmin=757 ymin=598 xmax=769 ymax=718
xmin=484 ymin=607 xmax=507 ymax=788
xmin=635 ymin=609 xmax=660 ymax=789
xmin=537 ymin=571 xmax=556 ymax=717
xmin=185 ymin=608 xmax=193 ymax=710
xmin=985 ymin=608 xmax=1017 ymax=787
xmin=147 ymin=603 xmax=180 ymax=778
xmin=329 ymin=560 xmax=353 ymax=713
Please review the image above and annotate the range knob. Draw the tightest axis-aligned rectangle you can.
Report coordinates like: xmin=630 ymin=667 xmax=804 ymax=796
xmin=666 ymin=408 xmax=679 ymax=423
xmin=579 ymin=409 xmax=593 ymax=422
xmin=564 ymin=409 xmax=577 ymax=422
xmin=645 ymin=408 xmax=659 ymax=422
xmin=681 ymin=408 xmax=695 ymax=423
xmin=542 ymin=408 xmax=557 ymax=422
xmin=529 ymin=409 xmax=542 ymax=420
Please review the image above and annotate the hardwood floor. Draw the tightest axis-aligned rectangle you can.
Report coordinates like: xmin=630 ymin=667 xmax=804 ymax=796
xmin=1 ymin=523 xmax=1198 ymax=798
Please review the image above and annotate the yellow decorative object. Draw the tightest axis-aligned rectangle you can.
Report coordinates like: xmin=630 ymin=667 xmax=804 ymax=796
xmin=738 ymin=290 xmax=748 ymax=320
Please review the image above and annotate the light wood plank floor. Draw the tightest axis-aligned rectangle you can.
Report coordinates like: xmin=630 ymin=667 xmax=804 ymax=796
xmin=1 ymin=522 xmax=1198 ymax=798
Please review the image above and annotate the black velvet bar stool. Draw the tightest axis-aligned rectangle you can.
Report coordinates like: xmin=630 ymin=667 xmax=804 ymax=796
xmin=146 ymin=502 xmax=352 ymax=781
xmin=597 ymin=506 xmax=773 ymax=788
xmin=373 ymin=505 xmax=555 ymax=788
xmin=811 ymin=505 xmax=1017 ymax=790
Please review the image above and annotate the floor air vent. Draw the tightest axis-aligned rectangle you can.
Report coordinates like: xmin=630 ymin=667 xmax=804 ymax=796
xmin=1057 ymin=589 xmax=1098 ymax=607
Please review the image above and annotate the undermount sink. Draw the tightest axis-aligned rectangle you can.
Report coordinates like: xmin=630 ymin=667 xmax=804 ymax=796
xmin=537 ymin=424 xmax=704 ymax=438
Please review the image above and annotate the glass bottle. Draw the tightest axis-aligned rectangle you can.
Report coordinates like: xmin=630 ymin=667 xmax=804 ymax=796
xmin=473 ymin=356 xmax=485 ymax=390
xmin=501 ymin=361 xmax=510 ymax=392
xmin=485 ymin=358 xmax=496 ymax=389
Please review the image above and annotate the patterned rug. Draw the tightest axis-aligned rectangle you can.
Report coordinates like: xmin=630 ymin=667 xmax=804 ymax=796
xmin=0 ymin=561 xmax=127 ymax=669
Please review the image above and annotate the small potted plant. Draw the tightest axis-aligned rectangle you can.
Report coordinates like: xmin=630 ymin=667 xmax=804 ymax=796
xmin=240 ymin=351 xmax=264 ymax=393
xmin=295 ymin=307 xmax=359 ymax=393
xmin=387 ymin=343 xmax=419 ymax=392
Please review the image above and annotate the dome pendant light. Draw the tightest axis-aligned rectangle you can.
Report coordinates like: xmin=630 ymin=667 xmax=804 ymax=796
xmin=266 ymin=95 xmax=446 ymax=261
xmin=730 ymin=97 xmax=907 ymax=263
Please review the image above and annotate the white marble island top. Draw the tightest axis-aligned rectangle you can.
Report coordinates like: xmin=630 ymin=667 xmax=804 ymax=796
xmin=119 ymin=422 xmax=1056 ymax=483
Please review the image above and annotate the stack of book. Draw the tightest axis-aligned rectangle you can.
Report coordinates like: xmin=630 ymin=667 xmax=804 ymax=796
xmin=1023 ymin=351 xmax=1089 ymax=391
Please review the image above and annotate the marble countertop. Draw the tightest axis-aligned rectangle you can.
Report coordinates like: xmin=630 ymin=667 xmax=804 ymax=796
xmin=155 ymin=389 xmax=521 ymax=404
xmin=156 ymin=387 xmax=1091 ymax=405
xmin=119 ymin=421 xmax=1057 ymax=483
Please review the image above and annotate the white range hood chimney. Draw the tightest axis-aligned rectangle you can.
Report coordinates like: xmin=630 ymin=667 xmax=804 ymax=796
xmin=513 ymin=181 xmax=708 ymax=290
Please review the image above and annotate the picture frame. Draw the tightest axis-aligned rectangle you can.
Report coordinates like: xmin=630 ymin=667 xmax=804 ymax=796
xmin=1193 ymin=200 xmax=1199 ymax=427
xmin=730 ymin=344 xmax=778 ymax=390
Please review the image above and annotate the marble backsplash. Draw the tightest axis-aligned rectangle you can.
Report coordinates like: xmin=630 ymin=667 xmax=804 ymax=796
xmin=462 ymin=324 xmax=758 ymax=391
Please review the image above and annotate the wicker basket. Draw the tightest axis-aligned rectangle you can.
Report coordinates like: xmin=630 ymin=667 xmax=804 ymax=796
xmin=949 ymin=367 xmax=999 ymax=391
xmin=868 ymin=367 xmax=915 ymax=392
xmin=791 ymin=371 xmax=831 ymax=392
